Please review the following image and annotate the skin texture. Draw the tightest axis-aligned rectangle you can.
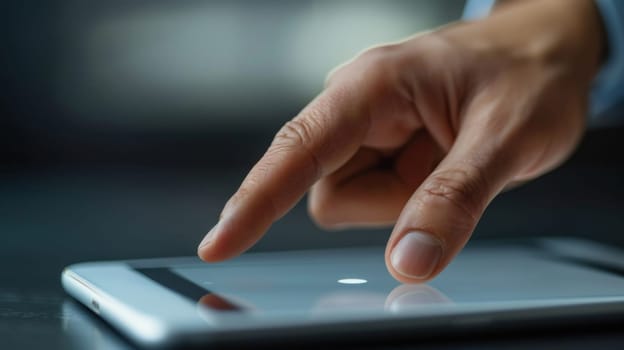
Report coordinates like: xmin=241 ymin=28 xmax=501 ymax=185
xmin=198 ymin=0 xmax=605 ymax=283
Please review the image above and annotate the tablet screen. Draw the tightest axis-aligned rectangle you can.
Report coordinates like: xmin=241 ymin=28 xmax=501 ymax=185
xmin=135 ymin=242 xmax=624 ymax=317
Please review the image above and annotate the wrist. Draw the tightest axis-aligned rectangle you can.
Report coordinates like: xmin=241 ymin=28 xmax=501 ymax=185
xmin=445 ymin=0 xmax=605 ymax=85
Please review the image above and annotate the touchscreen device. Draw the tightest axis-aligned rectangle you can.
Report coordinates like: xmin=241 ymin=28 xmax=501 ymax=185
xmin=62 ymin=238 xmax=624 ymax=348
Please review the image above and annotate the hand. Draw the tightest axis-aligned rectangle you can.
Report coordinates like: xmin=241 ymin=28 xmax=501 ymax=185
xmin=198 ymin=0 xmax=605 ymax=283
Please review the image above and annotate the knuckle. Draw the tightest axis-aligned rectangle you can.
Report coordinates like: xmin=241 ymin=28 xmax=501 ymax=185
xmin=419 ymin=167 xmax=488 ymax=221
xmin=307 ymin=188 xmax=341 ymax=229
xmin=308 ymin=204 xmax=336 ymax=229
xmin=325 ymin=64 xmax=344 ymax=87
xmin=361 ymin=48 xmax=393 ymax=72
xmin=327 ymin=45 xmax=396 ymax=87
xmin=351 ymin=45 xmax=400 ymax=80
xmin=271 ymin=117 xmax=324 ymax=178
xmin=273 ymin=118 xmax=317 ymax=150
xmin=360 ymin=44 xmax=396 ymax=62
xmin=309 ymin=213 xmax=341 ymax=230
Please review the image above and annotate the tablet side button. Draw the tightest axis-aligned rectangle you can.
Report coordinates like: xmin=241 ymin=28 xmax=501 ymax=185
xmin=90 ymin=298 xmax=101 ymax=314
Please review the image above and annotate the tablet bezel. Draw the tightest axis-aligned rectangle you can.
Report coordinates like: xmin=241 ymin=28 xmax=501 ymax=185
xmin=62 ymin=238 xmax=624 ymax=348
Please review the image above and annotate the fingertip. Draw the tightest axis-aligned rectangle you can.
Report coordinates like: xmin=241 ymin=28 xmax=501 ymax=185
xmin=196 ymin=246 xmax=213 ymax=262
xmin=196 ymin=221 xmax=239 ymax=262
xmin=198 ymin=222 xmax=218 ymax=247
xmin=386 ymin=231 xmax=444 ymax=284
xmin=197 ymin=241 xmax=221 ymax=263
xmin=197 ymin=239 xmax=237 ymax=262
xmin=385 ymin=260 xmax=441 ymax=284
xmin=387 ymin=268 xmax=433 ymax=284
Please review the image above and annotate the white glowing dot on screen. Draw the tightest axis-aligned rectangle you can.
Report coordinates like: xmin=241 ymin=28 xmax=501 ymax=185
xmin=337 ymin=278 xmax=368 ymax=285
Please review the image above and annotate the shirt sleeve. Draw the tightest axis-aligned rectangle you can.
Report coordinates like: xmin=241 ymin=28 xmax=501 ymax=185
xmin=462 ymin=0 xmax=624 ymax=126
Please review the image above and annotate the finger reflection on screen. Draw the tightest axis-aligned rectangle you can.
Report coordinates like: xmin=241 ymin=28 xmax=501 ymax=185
xmin=197 ymin=294 xmax=243 ymax=312
xmin=385 ymin=284 xmax=452 ymax=313
xmin=312 ymin=284 xmax=452 ymax=315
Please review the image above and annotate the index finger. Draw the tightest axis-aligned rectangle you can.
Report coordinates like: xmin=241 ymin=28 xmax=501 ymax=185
xmin=198 ymin=86 xmax=370 ymax=261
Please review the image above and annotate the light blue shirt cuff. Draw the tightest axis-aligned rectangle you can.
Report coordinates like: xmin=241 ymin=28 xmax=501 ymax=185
xmin=463 ymin=0 xmax=624 ymax=125
xmin=591 ymin=0 xmax=624 ymax=125
xmin=462 ymin=0 xmax=495 ymax=20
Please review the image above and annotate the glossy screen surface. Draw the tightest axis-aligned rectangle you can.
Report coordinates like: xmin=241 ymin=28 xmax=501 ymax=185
xmin=152 ymin=241 xmax=624 ymax=319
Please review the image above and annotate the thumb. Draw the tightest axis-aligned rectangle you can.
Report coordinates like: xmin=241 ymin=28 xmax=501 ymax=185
xmin=385 ymin=126 xmax=519 ymax=283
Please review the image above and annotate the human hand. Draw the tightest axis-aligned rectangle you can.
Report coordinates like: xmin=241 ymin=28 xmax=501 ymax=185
xmin=198 ymin=0 xmax=605 ymax=283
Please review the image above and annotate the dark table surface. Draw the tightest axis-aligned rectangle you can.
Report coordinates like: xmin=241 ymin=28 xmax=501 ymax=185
xmin=3 ymin=127 xmax=624 ymax=349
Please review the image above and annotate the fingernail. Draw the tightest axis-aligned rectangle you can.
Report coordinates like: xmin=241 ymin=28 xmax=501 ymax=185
xmin=391 ymin=231 xmax=442 ymax=280
xmin=198 ymin=222 xmax=220 ymax=249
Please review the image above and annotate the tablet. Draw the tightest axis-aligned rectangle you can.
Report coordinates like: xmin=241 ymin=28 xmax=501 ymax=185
xmin=62 ymin=238 xmax=624 ymax=348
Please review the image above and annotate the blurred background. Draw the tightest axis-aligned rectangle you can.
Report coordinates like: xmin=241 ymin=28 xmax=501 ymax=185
xmin=2 ymin=0 xmax=624 ymax=289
